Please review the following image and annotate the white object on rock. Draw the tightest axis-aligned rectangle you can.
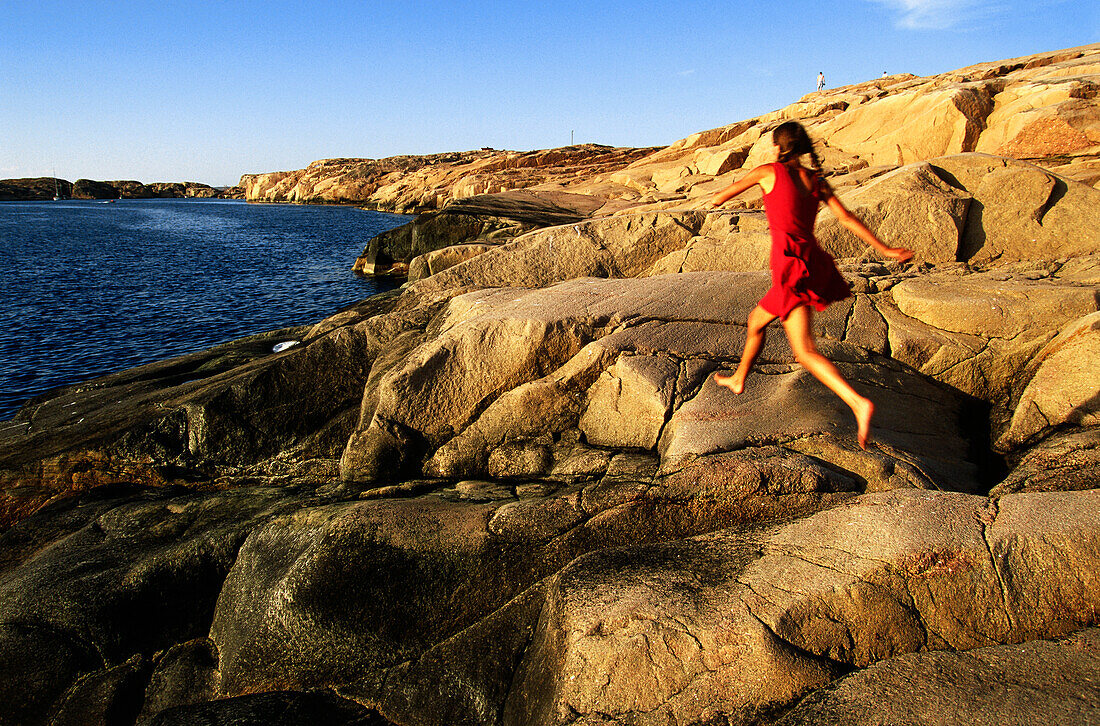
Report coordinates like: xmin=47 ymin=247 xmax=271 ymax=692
xmin=272 ymin=341 xmax=300 ymax=353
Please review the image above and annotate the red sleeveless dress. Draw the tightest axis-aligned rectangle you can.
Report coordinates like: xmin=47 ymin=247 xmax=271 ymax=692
xmin=758 ymin=162 xmax=851 ymax=320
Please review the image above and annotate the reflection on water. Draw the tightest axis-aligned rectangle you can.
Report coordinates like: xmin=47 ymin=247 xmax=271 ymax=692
xmin=0 ymin=199 xmax=410 ymax=420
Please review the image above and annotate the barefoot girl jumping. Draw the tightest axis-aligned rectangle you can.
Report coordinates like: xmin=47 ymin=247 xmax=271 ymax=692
xmin=709 ymin=121 xmax=913 ymax=449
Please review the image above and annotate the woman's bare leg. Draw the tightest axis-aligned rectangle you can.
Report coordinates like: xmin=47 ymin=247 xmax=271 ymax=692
xmin=781 ymin=305 xmax=875 ymax=449
xmin=715 ymin=304 xmax=777 ymax=394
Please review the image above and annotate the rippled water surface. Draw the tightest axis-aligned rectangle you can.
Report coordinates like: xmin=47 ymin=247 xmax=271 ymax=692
xmin=0 ymin=199 xmax=410 ymax=420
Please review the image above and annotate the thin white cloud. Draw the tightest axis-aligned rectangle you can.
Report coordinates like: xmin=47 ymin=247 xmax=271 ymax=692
xmin=678 ymin=69 xmax=697 ymax=77
xmin=868 ymin=0 xmax=992 ymax=29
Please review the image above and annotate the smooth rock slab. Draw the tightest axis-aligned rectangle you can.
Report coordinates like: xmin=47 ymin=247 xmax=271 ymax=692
xmin=774 ymin=628 xmax=1100 ymax=726
xmin=890 ymin=273 xmax=1100 ymax=340
xmin=660 ymin=345 xmax=982 ymax=492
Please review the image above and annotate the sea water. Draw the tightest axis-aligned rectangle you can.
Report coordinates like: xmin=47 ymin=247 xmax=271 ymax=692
xmin=0 ymin=199 xmax=411 ymax=420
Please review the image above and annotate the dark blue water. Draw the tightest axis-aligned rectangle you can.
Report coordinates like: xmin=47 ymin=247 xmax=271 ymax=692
xmin=0 ymin=199 xmax=411 ymax=420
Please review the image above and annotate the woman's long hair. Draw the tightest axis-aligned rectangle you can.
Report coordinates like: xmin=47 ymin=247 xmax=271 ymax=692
xmin=773 ymin=121 xmax=824 ymax=176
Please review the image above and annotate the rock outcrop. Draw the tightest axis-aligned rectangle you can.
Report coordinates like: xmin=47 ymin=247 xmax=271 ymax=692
xmin=0 ymin=177 xmax=221 ymax=200
xmin=3 ymin=44 xmax=1100 ymax=726
xmin=241 ymin=145 xmax=658 ymax=212
xmin=0 ymin=177 xmax=73 ymax=201
xmin=333 ymin=43 xmax=1100 ymax=277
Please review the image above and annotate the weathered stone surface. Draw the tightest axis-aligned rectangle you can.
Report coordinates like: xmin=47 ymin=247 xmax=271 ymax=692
xmin=579 ymin=354 xmax=680 ymax=449
xmin=136 ymin=639 xmax=219 ymax=725
xmin=890 ymin=272 xmax=1099 ymax=339
xmin=774 ymin=629 xmax=1100 ymax=726
xmin=0 ymin=292 xmax=407 ymax=525
xmin=243 ymin=146 xmax=657 ymax=210
xmin=660 ymin=348 xmax=983 ymax=493
xmin=646 ymin=211 xmax=772 ymax=275
xmin=0 ymin=485 xmax=304 ymax=726
xmin=619 ymin=44 xmax=1100 ymax=214
xmin=1001 ymin=311 xmax=1100 ymax=449
xmin=991 ymin=428 xmax=1100 ymax=497
xmin=406 ymin=211 xmax=705 ymax=294
xmin=814 ymin=162 xmax=971 ymax=263
xmin=393 ymin=155 xmax=1100 ymax=291
xmin=355 ymin=189 xmax=598 ymax=274
xmin=884 ymin=270 xmax=1100 ymax=425
xmin=407 ymin=244 xmax=496 ymax=282
xmin=813 ymin=83 xmax=996 ymax=166
xmin=933 ymin=154 xmax=1100 ymax=263
xmin=50 ymin=654 xmax=150 ymax=726
xmin=0 ymin=622 xmax=101 ymax=726
xmin=507 ymin=489 xmax=1100 ymax=725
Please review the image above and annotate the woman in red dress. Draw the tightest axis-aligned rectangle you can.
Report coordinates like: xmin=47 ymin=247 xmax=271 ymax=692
xmin=709 ymin=121 xmax=913 ymax=449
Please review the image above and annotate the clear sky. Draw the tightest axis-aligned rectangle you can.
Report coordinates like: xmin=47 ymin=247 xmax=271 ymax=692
xmin=2 ymin=0 xmax=1096 ymax=187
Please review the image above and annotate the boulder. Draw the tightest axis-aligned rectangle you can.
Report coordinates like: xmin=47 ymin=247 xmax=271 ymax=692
xmin=991 ymin=428 xmax=1100 ymax=497
xmin=579 ymin=354 xmax=681 ymax=449
xmin=890 ymin=272 xmax=1099 ymax=340
xmin=812 ymin=83 xmax=997 ymax=166
xmin=49 ymin=654 xmax=150 ymax=726
xmin=646 ymin=211 xmax=772 ymax=275
xmin=932 ymin=154 xmax=1100 ymax=263
xmin=814 ymin=162 xmax=971 ymax=263
xmin=408 ymin=244 xmax=496 ymax=281
xmin=0 ymin=622 xmax=102 ymax=726
xmin=661 ymin=345 xmax=983 ymax=492
xmin=1000 ymin=312 xmax=1100 ymax=449
xmin=136 ymin=639 xmax=219 ymax=724
xmin=884 ymin=270 xmax=1100 ymax=421
xmin=406 ymin=211 xmax=704 ymax=295
xmin=0 ymin=485 xmax=301 ymax=725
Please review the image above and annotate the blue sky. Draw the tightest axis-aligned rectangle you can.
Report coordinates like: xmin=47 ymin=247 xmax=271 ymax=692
xmin=1 ymin=0 xmax=1096 ymax=186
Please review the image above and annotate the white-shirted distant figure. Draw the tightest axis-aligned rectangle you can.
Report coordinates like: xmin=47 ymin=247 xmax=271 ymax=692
xmin=816 ymin=71 xmax=825 ymax=90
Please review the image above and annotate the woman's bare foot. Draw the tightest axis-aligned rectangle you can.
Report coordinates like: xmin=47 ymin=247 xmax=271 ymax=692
xmin=853 ymin=397 xmax=874 ymax=449
xmin=714 ymin=371 xmax=745 ymax=394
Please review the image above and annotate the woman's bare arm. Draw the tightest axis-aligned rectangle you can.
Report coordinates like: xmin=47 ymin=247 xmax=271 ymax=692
xmin=710 ymin=165 xmax=772 ymax=207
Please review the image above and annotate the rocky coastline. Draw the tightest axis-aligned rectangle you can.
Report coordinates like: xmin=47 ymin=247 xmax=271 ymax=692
xmin=0 ymin=177 xmax=234 ymax=201
xmin=2 ymin=43 xmax=1100 ymax=726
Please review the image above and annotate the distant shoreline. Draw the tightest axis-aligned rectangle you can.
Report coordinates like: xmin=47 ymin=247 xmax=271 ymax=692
xmin=0 ymin=176 xmax=242 ymax=202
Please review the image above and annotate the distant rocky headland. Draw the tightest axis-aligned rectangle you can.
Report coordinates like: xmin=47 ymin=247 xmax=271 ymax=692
xmin=0 ymin=177 xmax=240 ymax=201
xmin=2 ymin=43 xmax=1100 ymax=726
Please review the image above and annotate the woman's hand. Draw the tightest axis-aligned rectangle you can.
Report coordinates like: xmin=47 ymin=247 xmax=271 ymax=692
xmin=882 ymin=246 xmax=914 ymax=263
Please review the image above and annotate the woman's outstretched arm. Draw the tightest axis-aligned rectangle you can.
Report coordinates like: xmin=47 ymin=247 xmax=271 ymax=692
xmin=709 ymin=165 xmax=772 ymax=207
xmin=825 ymin=193 xmax=914 ymax=262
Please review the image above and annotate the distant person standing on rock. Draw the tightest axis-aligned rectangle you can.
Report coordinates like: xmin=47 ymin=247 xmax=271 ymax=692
xmin=816 ymin=71 xmax=825 ymax=90
xmin=708 ymin=121 xmax=913 ymax=448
